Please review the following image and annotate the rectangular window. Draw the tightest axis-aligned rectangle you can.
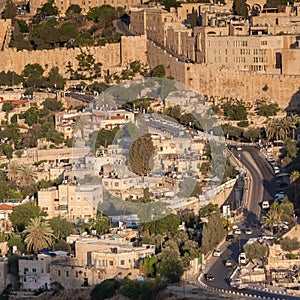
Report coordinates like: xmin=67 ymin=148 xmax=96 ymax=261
xmin=110 ymin=261 xmax=114 ymax=266
xmin=58 ymin=270 xmax=61 ymax=276
xmin=32 ymin=268 xmax=36 ymax=273
xmin=59 ymin=205 xmax=68 ymax=210
xmin=66 ymin=271 xmax=69 ymax=277
xmin=120 ymin=260 xmax=125 ymax=265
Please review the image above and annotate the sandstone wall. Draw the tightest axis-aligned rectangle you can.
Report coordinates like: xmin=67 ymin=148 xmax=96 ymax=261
xmin=120 ymin=35 xmax=147 ymax=65
xmin=147 ymin=40 xmax=300 ymax=109
xmin=0 ymin=35 xmax=147 ymax=77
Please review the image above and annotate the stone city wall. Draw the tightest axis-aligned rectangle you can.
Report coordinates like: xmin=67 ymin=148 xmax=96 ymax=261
xmin=0 ymin=35 xmax=147 ymax=77
xmin=147 ymin=40 xmax=300 ymax=109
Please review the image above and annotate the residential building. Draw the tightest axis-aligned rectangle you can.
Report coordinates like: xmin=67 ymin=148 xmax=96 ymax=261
xmin=0 ymin=258 xmax=10 ymax=294
xmin=73 ymin=234 xmax=153 ymax=267
xmin=0 ymin=203 xmax=13 ymax=232
xmin=38 ymin=183 xmax=103 ymax=221
xmin=18 ymin=252 xmax=68 ymax=291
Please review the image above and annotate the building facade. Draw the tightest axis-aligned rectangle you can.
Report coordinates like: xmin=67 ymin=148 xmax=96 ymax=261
xmin=38 ymin=183 xmax=103 ymax=221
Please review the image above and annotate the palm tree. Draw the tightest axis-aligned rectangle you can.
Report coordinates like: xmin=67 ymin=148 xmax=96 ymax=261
xmin=262 ymin=202 xmax=283 ymax=235
xmin=24 ymin=217 xmax=54 ymax=254
xmin=18 ymin=165 xmax=37 ymax=187
xmin=286 ymin=115 xmax=300 ymax=139
xmin=7 ymin=160 xmax=20 ymax=183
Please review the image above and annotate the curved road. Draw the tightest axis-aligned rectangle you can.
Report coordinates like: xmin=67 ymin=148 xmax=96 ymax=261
xmin=198 ymin=146 xmax=299 ymax=299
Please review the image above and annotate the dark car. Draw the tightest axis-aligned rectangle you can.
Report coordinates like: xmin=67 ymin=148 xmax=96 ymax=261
xmin=226 ymin=234 xmax=234 ymax=242
xmin=205 ymin=273 xmax=215 ymax=281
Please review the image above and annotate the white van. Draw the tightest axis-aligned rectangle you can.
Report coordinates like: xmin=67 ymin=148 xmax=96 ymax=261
xmin=238 ymin=252 xmax=247 ymax=265
xmin=262 ymin=200 xmax=270 ymax=210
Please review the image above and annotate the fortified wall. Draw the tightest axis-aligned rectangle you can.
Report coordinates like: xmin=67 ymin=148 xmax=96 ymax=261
xmin=147 ymin=40 xmax=300 ymax=109
xmin=0 ymin=35 xmax=147 ymax=77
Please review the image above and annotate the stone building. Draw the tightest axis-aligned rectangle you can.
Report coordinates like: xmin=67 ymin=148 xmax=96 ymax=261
xmin=73 ymin=235 xmax=154 ymax=268
xmin=38 ymin=183 xmax=103 ymax=221
xmin=0 ymin=203 xmax=13 ymax=232
xmin=0 ymin=258 xmax=10 ymax=294
xmin=18 ymin=252 xmax=68 ymax=291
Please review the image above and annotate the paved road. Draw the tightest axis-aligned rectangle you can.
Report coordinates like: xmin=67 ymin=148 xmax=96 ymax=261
xmin=199 ymin=146 xmax=300 ymax=299
xmin=113 ymin=20 xmax=135 ymax=36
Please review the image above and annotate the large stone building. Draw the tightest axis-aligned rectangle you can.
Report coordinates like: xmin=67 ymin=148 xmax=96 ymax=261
xmin=18 ymin=252 xmax=68 ymax=291
xmin=130 ymin=4 xmax=300 ymax=75
xmin=38 ymin=183 xmax=103 ymax=221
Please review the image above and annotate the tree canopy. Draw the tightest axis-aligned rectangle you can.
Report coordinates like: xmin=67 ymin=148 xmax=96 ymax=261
xmin=233 ymin=0 xmax=248 ymax=18
xmin=129 ymin=133 xmax=155 ymax=176
xmin=9 ymin=201 xmax=47 ymax=232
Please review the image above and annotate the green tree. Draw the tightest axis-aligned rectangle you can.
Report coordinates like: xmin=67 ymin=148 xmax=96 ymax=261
xmin=18 ymin=165 xmax=37 ymax=188
xmin=233 ymin=0 xmax=248 ymax=18
xmin=90 ymin=279 xmax=121 ymax=300
xmin=45 ymin=67 xmax=66 ymax=90
xmin=93 ymin=127 xmax=119 ymax=150
xmin=2 ymin=0 xmax=17 ymax=19
xmin=49 ymin=216 xmax=73 ymax=240
xmin=86 ymin=5 xmax=118 ymax=26
xmin=74 ymin=49 xmax=102 ymax=80
xmin=244 ymin=241 xmax=268 ymax=260
xmin=280 ymin=198 xmax=294 ymax=224
xmin=262 ymin=201 xmax=283 ymax=235
xmin=285 ymin=138 xmax=298 ymax=159
xmin=24 ymin=216 xmax=54 ymax=253
xmin=151 ymin=65 xmax=166 ymax=78
xmin=0 ymin=144 xmax=13 ymax=159
xmin=9 ymin=201 xmax=47 ymax=232
xmin=42 ymin=97 xmax=63 ymax=112
xmin=256 ymin=102 xmax=279 ymax=117
xmin=7 ymin=234 xmax=25 ymax=253
xmin=141 ymin=213 xmax=180 ymax=237
xmin=280 ymin=237 xmax=300 ymax=252
xmin=140 ymin=256 xmax=158 ymax=277
xmin=129 ymin=133 xmax=155 ymax=176
xmin=0 ymin=71 xmax=23 ymax=86
xmin=158 ymin=258 xmax=184 ymax=283
xmin=2 ymin=101 xmax=14 ymax=113
xmin=162 ymin=0 xmax=182 ymax=12
xmin=200 ymin=209 xmax=226 ymax=253
xmin=244 ymin=127 xmax=260 ymax=142
xmin=40 ymin=1 xmax=59 ymax=17
xmin=223 ymin=100 xmax=248 ymax=121
xmin=65 ymin=4 xmax=82 ymax=17
xmin=22 ymin=63 xmax=44 ymax=88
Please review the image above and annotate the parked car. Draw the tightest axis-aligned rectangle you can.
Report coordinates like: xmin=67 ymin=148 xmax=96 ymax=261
xmin=226 ymin=234 xmax=234 ymax=242
xmin=245 ymin=228 xmax=253 ymax=235
xmin=238 ymin=252 xmax=247 ymax=265
xmin=234 ymin=228 xmax=242 ymax=235
xmin=205 ymin=273 xmax=215 ymax=281
xmin=262 ymin=200 xmax=270 ymax=210
xmin=213 ymin=249 xmax=222 ymax=257
xmin=225 ymin=259 xmax=233 ymax=267
xmin=230 ymin=278 xmax=249 ymax=289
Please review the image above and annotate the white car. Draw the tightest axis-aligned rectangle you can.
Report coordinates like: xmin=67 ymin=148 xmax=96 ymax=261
xmin=212 ymin=249 xmax=222 ymax=257
xmin=245 ymin=228 xmax=253 ymax=235
xmin=234 ymin=228 xmax=242 ymax=235
xmin=262 ymin=200 xmax=270 ymax=210
xmin=238 ymin=252 xmax=247 ymax=265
